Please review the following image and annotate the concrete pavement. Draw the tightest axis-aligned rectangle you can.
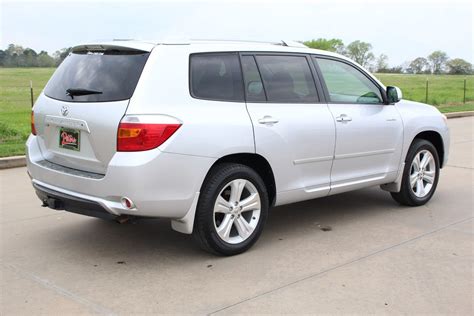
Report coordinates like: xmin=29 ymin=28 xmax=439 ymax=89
xmin=1 ymin=117 xmax=472 ymax=315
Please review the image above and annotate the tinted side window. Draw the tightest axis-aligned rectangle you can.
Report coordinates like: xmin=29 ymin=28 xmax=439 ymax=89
xmin=256 ymin=55 xmax=318 ymax=103
xmin=241 ymin=55 xmax=266 ymax=102
xmin=316 ymin=58 xmax=383 ymax=104
xmin=190 ymin=53 xmax=244 ymax=102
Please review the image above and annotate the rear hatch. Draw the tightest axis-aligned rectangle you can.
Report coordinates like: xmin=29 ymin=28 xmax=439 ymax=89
xmin=33 ymin=43 xmax=152 ymax=174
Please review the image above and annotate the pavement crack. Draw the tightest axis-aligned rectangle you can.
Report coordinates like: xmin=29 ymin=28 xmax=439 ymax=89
xmin=451 ymin=140 xmax=473 ymax=144
xmin=0 ymin=212 xmax=64 ymax=225
xmin=446 ymin=165 xmax=473 ymax=170
xmin=2 ymin=262 xmax=117 ymax=316
xmin=207 ymin=216 xmax=474 ymax=315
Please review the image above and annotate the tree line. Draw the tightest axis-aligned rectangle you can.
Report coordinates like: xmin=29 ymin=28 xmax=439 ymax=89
xmin=1 ymin=41 xmax=472 ymax=75
xmin=303 ymin=38 xmax=472 ymax=74
xmin=0 ymin=44 xmax=71 ymax=67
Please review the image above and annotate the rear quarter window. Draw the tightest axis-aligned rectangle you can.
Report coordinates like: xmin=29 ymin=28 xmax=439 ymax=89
xmin=44 ymin=48 xmax=150 ymax=102
xmin=190 ymin=53 xmax=244 ymax=102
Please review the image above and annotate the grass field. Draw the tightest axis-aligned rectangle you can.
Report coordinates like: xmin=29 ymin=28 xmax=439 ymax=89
xmin=0 ymin=68 xmax=55 ymax=157
xmin=376 ymin=73 xmax=474 ymax=113
xmin=0 ymin=68 xmax=473 ymax=157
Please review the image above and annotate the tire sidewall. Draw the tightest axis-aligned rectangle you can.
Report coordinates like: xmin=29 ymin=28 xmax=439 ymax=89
xmin=403 ymin=140 xmax=440 ymax=205
xmin=197 ymin=164 xmax=269 ymax=255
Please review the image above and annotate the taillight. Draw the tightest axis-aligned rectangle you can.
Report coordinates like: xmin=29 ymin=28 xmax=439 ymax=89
xmin=117 ymin=116 xmax=181 ymax=152
xmin=31 ymin=111 xmax=37 ymax=135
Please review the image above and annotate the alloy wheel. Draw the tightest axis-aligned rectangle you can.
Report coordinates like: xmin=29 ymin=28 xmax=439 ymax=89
xmin=409 ymin=150 xmax=436 ymax=198
xmin=213 ymin=179 xmax=261 ymax=244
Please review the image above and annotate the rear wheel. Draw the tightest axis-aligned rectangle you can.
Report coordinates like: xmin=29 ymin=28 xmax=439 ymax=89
xmin=193 ymin=163 xmax=268 ymax=255
xmin=391 ymin=139 xmax=440 ymax=206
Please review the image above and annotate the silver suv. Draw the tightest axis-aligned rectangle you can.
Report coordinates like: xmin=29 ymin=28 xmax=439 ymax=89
xmin=27 ymin=40 xmax=450 ymax=255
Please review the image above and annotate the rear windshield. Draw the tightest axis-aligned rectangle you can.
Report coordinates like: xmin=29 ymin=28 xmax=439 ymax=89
xmin=44 ymin=49 xmax=150 ymax=102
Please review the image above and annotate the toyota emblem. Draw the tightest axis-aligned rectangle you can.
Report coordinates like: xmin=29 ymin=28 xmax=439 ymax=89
xmin=61 ymin=105 xmax=69 ymax=117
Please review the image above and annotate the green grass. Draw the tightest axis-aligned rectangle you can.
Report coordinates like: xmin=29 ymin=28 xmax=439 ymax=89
xmin=375 ymin=73 xmax=474 ymax=105
xmin=0 ymin=68 xmax=55 ymax=157
xmin=437 ymin=102 xmax=474 ymax=113
xmin=376 ymin=73 xmax=474 ymax=113
xmin=0 ymin=68 xmax=473 ymax=157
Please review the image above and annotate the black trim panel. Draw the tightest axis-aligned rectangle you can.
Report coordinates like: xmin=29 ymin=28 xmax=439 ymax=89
xmin=33 ymin=183 xmax=117 ymax=220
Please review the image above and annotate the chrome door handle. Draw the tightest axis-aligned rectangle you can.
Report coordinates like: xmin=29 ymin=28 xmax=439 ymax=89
xmin=258 ymin=116 xmax=279 ymax=125
xmin=335 ymin=114 xmax=352 ymax=122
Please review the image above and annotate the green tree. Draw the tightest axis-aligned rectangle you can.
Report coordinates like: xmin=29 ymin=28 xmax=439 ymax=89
xmin=53 ymin=47 xmax=72 ymax=66
xmin=375 ymin=54 xmax=389 ymax=72
xmin=427 ymin=50 xmax=449 ymax=74
xmin=1 ymin=44 xmax=57 ymax=67
xmin=6 ymin=44 xmax=24 ymax=56
xmin=0 ymin=50 xmax=6 ymax=66
xmin=303 ymin=38 xmax=345 ymax=53
xmin=344 ymin=40 xmax=374 ymax=67
xmin=37 ymin=51 xmax=56 ymax=67
xmin=407 ymin=57 xmax=430 ymax=74
xmin=4 ymin=44 xmax=25 ymax=66
xmin=384 ymin=66 xmax=403 ymax=74
xmin=23 ymin=48 xmax=38 ymax=67
xmin=446 ymin=58 xmax=472 ymax=74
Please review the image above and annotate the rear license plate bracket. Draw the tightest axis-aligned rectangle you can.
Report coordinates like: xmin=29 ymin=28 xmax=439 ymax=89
xmin=59 ymin=127 xmax=80 ymax=151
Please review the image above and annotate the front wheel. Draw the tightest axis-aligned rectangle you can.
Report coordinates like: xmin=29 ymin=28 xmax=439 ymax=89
xmin=193 ymin=163 xmax=269 ymax=256
xmin=391 ymin=139 xmax=440 ymax=206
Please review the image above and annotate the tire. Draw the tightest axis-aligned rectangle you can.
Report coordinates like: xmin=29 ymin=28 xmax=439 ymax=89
xmin=391 ymin=139 xmax=440 ymax=206
xmin=193 ymin=163 xmax=269 ymax=256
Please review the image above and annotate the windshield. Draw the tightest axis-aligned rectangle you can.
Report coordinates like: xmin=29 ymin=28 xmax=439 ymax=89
xmin=44 ymin=49 xmax=150 ymax=102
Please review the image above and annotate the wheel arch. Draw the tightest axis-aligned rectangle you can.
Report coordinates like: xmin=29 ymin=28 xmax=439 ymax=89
xmin=171 ymin=152 xmax=276 ymax=235
xmin=205 ymin=153 xmax=277 ymax=207
xmin=381 ymin=129 xmax=445 ymax=194
xmin=412 ymin=130 xmax=444 ymax=168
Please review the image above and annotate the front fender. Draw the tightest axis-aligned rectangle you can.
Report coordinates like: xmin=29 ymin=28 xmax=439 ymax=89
xmin=396 ymin=100 xmax=450 ymax=167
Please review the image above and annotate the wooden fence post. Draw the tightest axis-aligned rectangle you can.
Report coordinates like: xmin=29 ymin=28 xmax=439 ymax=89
xmin=464 ymin=79 xmax=467 ymax=104
xmin=425 ymin=79 xmax=429 ymax=104
xmin=30 ymin=80 xmax=34 ymax=108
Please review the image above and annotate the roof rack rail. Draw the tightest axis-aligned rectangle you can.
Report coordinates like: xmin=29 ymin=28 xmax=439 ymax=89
xmin=190 ymin=39 xmax=308 ymax=48
xmin=190 ymin=38 xmax=282 ymax=45
xmin=98 ymin=38 xmax=309 ymax=48
xmin=280 ymin=40 xmax=308 ymax=48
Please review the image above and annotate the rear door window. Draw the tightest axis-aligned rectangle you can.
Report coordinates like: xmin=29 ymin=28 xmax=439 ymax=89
xmin=190 ymin=53 xmax=244 ymax=102
xmin=255 ymin=55 xmax=318 ymax=103
xmin=44 ymin=47 xmax=150 ymax=102
xmin=241 ymin=55 xmax=266 ymax=102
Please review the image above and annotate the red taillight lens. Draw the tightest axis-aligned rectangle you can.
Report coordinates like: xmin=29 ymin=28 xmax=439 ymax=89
xmin=117 ymin=122 xmax=181 ymax=152
xmin=31 ymin=111 xmax=37 ymax=135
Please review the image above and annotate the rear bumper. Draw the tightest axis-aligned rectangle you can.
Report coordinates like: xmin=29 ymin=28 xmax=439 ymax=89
xmin=34 ymin=182 xmax=117 ymax=220
xmin=26 ymin=135 xmax=214 ymax=219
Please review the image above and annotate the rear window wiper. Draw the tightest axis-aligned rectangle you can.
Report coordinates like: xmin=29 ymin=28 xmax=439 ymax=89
xmin=66 ymin=88 xmax=103 ymax=99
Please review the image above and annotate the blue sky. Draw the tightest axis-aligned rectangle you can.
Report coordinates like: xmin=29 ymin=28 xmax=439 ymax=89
xmin=1 ymin=0 xmax=472 ymax=66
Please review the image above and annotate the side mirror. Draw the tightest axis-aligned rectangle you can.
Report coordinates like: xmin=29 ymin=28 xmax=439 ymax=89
xmin=387 ymin=86 xmax=402 ymax=103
